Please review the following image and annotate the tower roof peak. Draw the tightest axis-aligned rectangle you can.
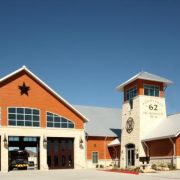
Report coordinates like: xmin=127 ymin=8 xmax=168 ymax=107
xmin=116 ymin=71 xmax=173 ymax=91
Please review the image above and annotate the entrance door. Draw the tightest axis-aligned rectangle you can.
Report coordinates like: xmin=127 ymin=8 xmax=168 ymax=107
xmin=47 ymin=138 xmax=74 ymax=169
xmin=126 ymin=144 xmax=135 ymax=166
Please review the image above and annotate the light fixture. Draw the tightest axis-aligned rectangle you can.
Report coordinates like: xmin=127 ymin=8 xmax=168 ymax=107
xmin=79 ymin=136 xmax=83 ymax=148
xmin=3 ymin=134 xmax=8 ymax=146
xmin=43 ymin=136 xmax=47 ymax=146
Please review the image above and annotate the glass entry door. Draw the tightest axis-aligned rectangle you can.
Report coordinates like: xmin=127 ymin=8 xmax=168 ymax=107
xmin=126 ymin=144 xmax=135 ymax=166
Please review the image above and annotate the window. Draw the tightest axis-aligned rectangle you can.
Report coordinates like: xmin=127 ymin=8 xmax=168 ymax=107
xmin=8 ymin=107 xmax=40 ymax=127
xmin=46 ymin=112 xmax=74 ymax=128
xmin=144 ymin=85 xmax=160 ymax=97
xmin=126 ymin=86 xmax=137 ymax=101
xmin=92 ymin=152 xmax=98 ymax=164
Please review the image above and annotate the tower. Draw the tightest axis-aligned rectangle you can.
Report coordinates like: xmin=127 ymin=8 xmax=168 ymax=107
xmin=116 ymin=72 xmax=172 ymax=168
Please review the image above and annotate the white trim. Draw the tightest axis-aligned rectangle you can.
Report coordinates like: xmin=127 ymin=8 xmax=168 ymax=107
xmin=142 ymin=135 xmax=175 ymax=142
xmin=150 ymin=156 xmax=174 ymax=159
xmin=0 ymin=66 xmax=89 ymax=122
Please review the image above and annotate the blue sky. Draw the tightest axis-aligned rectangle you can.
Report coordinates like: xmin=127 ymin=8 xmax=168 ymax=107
xmin=0 ymin=0 xmax=180 ymax=114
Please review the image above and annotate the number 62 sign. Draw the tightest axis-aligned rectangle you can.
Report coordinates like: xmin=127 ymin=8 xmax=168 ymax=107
xmin=149 ymin=104 xmax=158 ymax=111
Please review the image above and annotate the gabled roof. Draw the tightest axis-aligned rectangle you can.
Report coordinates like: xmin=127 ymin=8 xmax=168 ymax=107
xmin=116 ymin=71 xmax=173 ymax=91
xmin=142 ymin=113 xmax=180 ymax=141
xmin=0 ymin=66 xmax=89 ymax=122
xmin=74 ymin=105 xmax=121 ymax=137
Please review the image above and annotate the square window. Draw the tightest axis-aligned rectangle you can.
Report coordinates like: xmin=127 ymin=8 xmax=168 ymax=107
xmin=47 ymin=122 xmax=53 ymax=127
xmin=54 ymin=123 xmax=60 ymax=128
xmin=25 ymin=115 xmax=32 ymax=121
xmin=54 ymin=117 xmax=61 ymax=123
xmin=25 ymin=121 xmax=32 ymax=126
xmin=33 ymin=109 xmax=39 ymax=115
xmin=9 ymin=114 xmax=16 ymax=120
xmin=33 ymin=122 xmax=39 ymax=127
xmin=25 ymin=108 xmax=32 ymax=114
xmin=17 ymin=114 xmax=24 ymax=120
xmin=47 ymin=116 xmax=53 ymax=122
xmin=17 ymin=108 xmax=24 ymax=114
xmin=17 ymin=121 xmax=24 ymax=126
xmin=33 ymin=115 xmax=39 ymax=121
xmin=9 ymin=120 xmax=16 ymax=126
xmin=9 ymin=108 xmax=15 ymax=113
xmin=61 ymin=122 xmax=67 ymax=128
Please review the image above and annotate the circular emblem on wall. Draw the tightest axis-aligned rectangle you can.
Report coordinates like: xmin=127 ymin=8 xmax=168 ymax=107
xmin=126 ymin=117 xmax=134 ymax=134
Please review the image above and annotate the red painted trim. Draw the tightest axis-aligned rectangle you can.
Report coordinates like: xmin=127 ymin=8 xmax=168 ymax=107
xmin=103 ymin=169 xmax=139 ymax=175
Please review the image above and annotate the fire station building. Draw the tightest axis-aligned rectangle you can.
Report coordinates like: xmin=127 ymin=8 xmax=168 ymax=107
xmin=0 ymin=66 xmax=180 ymax=172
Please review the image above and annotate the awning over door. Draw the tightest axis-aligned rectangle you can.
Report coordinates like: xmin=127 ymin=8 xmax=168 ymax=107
xmin=108 ymin=138 xmax=120 ymax=147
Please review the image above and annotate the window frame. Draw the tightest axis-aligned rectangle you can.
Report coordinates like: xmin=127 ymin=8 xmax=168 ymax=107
xmin=92 ymin=152 xmax=98 ymax=164
xmin=7 ymin=107 xmax=40 ymax=128
xmin=125 ymin=85 xmax=137 ymax=101
xmin=46 ymin=111 xmax=75 ymax=129
xmin=143 ymin=84 xmax=160 ymax=97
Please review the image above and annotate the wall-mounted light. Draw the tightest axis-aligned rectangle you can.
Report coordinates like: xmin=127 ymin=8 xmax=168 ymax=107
xmin=43 ymin=136 xmax=47 ymax=146
xmin=3 ymin=134 xmax=8 ymax=146
xmin=79 ymin=136 xmax=83 ymax=148
xmin=136 ymin=148 xmax=138 ymax=154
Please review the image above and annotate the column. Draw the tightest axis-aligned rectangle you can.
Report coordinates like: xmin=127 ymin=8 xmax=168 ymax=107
xmin=39 ymin=135 xmax=48 ymax=170
xmin=1 ymin=134 xmax=8 ymax=172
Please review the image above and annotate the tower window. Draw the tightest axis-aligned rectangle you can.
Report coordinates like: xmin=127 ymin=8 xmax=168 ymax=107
xmin=144 ymin=85 xmax=160 ymax=97
xmin=126 ymin=86 xmax=137 ymax=101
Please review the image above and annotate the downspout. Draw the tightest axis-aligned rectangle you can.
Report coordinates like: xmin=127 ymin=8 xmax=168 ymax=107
xmin=169 ymin=138 xmax=175 ymax=166
xmin=104 ymin=136 xmax=107 ymax=167
xmin=85 ymin=132 xmax=88 ymax=168
xmin=112 ymin=146 xmax=118 ymax=166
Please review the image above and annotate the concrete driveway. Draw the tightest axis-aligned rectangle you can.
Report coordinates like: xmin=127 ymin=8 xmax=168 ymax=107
xmin=0 ymin=169 xmax=180 ymax=180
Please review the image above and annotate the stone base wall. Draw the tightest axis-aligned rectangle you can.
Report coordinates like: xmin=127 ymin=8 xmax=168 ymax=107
xmin=87 ymin=159 xmax=118 ymax=168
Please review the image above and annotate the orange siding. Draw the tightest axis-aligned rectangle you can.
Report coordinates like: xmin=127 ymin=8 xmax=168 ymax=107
xmin=87 ymin=136 xmax=119 ymax=160
xmin=124 ymin=79 xmax=164 ymax=102
xmin=176 ymin=135 xmax=180 ymax=156
xmin=147 ymin=139 xmax=173 ymax=157
xmin=0 ymin=71 xmax=84 ymax=129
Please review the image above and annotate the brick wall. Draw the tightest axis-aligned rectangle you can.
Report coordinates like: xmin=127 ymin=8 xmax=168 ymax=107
xmin=147 ymin=138 xmax=173 ymax=157
xmin=87 ymin=136 xmax=119 ymax=160
xmin=0 ymin=70 xmax=84 ymax=129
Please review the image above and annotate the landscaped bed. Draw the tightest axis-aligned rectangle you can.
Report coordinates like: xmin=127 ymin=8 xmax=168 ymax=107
xmin=103 ymin=169 xmax=139 ymax=175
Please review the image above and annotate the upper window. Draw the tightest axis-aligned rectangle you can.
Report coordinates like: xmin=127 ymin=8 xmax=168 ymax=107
xmin=8 ymin=107 xmax=40 ymax=127
xmin=126 ymin=86 xmax=137 ymax=101
xmin=46 ymin=112 xmax=74 ymax=128
xmin=144 ymin=85 xmax=160 ymax=97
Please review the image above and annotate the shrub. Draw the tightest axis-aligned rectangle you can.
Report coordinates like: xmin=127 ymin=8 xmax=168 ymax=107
xmin=151 ymin=164 xmax=157 ymax=170
xmin=96 ymin=164 xmax=99 ymax=168
xmin=99 ymin=164 xmax=104 ymax=168
xmin=167 ymin=163 xmax=176 ymax=170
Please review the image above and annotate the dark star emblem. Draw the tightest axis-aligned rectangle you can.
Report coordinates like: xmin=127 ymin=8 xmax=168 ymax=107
xmin=18 ymin=82 xmax=30 ymax=96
